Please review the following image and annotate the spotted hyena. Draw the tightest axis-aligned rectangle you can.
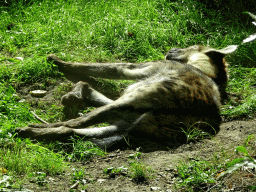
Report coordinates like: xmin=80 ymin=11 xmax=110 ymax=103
xmin=17 ymin=45 xmax=237 ymax=148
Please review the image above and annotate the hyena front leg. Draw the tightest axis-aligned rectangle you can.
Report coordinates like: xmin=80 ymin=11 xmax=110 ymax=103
xmin=47 ymin=54 xmax=165 ymax=82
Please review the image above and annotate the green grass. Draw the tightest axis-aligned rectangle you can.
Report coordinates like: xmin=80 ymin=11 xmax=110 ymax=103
xmin=221 ymin=68 xmax=256 ymax=119
xmin=66 ymin=136 xmax=105 ymax=162
xmin=129 ymin=162 xmax=154 ymax=182
xmin=174 ymin=135 xmax=256 ymax=191
xmin=176 ymin=160 xmax=217 ymax=191
xmin=0 ymin=138 xmax=67 ymax=188
xmin=0 ymin=0 xmax=256 ymax=190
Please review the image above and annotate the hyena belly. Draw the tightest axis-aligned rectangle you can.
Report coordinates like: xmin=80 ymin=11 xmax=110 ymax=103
xmin=119 ymin=62 xmax=221 ymax=138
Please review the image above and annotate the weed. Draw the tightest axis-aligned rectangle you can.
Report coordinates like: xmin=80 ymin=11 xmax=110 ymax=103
xmin=244 ymin=134 xmax=255 ymax=147
xmin=217 ymin=142 xmax=256 ymax=180
xmin=28 ymin=172 xmax=48 ymax=186
xmin=176 ymin=160 xmax=216 ymax=191
xmin=66 ymin=136 xmax=105 ymax=162
xmin=71 ymin=168 xmax=86 ymax=183
xmin=103 ymin=166 xmax=128 ymax=178
xmin=123 ymin=136 xmax=131 ymax=148
xmin=180 ymin=122 xmax=214 ymax=143
xmin=127 ymin=147 xmax=142 ymax=160
xmin=129 ymin=162 xmax=154 ymax=183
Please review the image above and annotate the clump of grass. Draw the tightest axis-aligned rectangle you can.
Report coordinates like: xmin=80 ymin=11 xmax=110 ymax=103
xmin=129 ymin=162 xmax=154 ymax=183
xmin=0 ymin=85 xmax=34 ymax=137
xmin=33 ymin=102 xmax=64 ymax=123
xmin=0 ymin=56 xmax=61 ymax=88
xmin=0 ymin=138 xmax=66 ymax=175
xmin=180 ymin=121 xmax=215 ymax=144
xmin=176 ymin=160 xmax=217 ymax=191
xmin=127 ymin=148 xmax=153 ymax=182
xmin=66 ymin=136 xmax=105 ymax=162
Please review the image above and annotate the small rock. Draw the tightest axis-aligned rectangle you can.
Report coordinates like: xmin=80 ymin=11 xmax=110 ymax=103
xmin=70 ymin=181 xmax=79 ymax=189
xmin=108 ymin=154 xmax=116 ymax=158
xmin=151 ymin=186 xmax=161 ymax=191
xmin=48 ymin=177 xmax=55 ymax=181
xmin=16 ymin=57 xmax=24 ymax=61
xmin=81 ymin=179 xmax=86 ymax=184
xmin=116 ymin=149 xmax=121 ymax=153
xmin=127 ymin=154 xmax=135 ymax=158
xmin=30 ymin=90 xmax=47 ymax=97
xmin=97 ymin=179 xmax=106 ymax=184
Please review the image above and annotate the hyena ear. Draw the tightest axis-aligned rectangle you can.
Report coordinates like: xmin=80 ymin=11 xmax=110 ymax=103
xmin=203 ymin=45 xmax=238 ymax=55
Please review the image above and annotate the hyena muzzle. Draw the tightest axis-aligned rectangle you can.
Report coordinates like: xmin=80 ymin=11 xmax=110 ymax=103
xmin=16 ymin=45 xmax=237 ymax=148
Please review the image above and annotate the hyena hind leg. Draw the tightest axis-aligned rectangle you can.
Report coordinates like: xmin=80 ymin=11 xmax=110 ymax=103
xmin=61 ymin=81 xmax=114 ymax=107
xmin=61 ymin=81 xmax=114 ymax=119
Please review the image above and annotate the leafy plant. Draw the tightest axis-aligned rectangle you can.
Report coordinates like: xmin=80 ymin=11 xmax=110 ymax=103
xmin=216 ymin=145 xmax=256 ymax=179
xmin=103 ymin=166 xmax=128 ymax=178
xmin=244 ymin=134 xmax=255 ymax=147
xmin=176 ymin=160 xmax=216 ymax=190
xmin=28 ymin=172 xmax=47 ymax=186
xmin=71 ymin=168 xmax=86 ymax=183
xmin=127 ymin=147 xmax=142 ymax=160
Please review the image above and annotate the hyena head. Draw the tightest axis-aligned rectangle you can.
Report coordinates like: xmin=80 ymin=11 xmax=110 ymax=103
xmin=165 ymin=45 xmax=237 ymax=100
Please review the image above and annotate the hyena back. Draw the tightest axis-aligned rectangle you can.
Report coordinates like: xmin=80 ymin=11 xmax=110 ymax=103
xmin=17 ymin=45 xmax=237 ymax=148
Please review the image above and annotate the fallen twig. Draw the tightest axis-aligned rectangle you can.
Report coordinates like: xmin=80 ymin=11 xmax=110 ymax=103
xmin=30 ymin=111 xmax=49 ymax=124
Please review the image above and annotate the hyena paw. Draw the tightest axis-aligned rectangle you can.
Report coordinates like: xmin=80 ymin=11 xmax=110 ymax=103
xmin=16 ymin=127 xmax=39 ymax=138
xmin=61 ymin=81 xmax=90 ymax=106
xmin=47 ymin=54 xmax=59 ymax=63
xmin=61 ymin=92 xmax=84 ymax=106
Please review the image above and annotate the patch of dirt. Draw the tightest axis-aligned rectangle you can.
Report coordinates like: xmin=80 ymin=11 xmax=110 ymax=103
xmin=13 ymin=81 xmax=256 ymax=192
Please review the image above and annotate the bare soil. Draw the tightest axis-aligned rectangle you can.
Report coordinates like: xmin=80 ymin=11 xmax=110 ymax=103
xmin=12 ymin=80 xmax=256 ymax=192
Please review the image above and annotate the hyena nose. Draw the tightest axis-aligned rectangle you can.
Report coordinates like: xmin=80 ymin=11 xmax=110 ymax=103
xmin=168 ymin=48 xmax=180 ymax=53
xmin=166 ymin=48 xmax=181 ymax=60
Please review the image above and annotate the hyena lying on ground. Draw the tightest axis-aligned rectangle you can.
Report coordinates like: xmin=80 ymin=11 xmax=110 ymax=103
xmin=17 ymin=45 xmax=237 ymax=148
